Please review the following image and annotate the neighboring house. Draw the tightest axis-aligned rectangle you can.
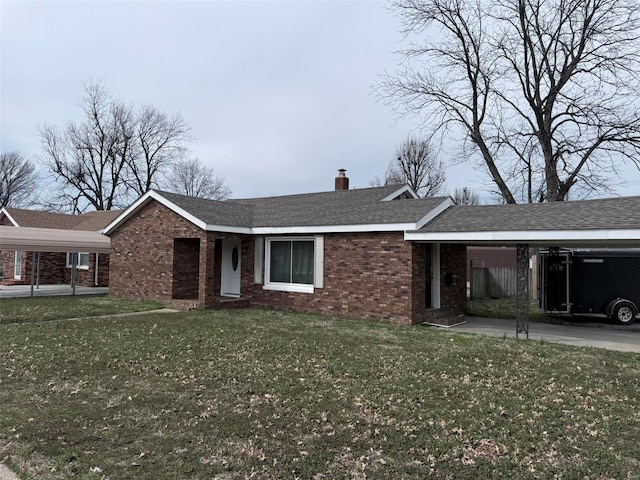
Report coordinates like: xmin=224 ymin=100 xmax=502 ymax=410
xmin=104 ymin=171 xmax=463 ymax=325
xmin=0 ymin=208 xmax=121 ymax=287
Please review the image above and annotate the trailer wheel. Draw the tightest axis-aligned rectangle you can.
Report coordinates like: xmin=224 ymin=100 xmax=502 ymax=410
xmin=613 ymin=302 xmax=637 ymax=325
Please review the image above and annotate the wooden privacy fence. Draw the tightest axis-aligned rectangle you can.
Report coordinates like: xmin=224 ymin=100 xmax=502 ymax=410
xmin=471 ymin=267 xmax=517 ymax=299
xmin=471 ymin=265 xmax=539 ymax=300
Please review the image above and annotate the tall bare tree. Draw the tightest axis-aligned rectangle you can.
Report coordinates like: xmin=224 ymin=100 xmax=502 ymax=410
xmin=0 ymin=151 xmax=39 ymax=209
xmin=166 ymin=157 xmax=231 ymax=200
xmin=452 ymin=187 xmax=480 ymax=205
xmin=40 ymin=81 xmax=191 ymax=212
xmin=127 ymin=106 xmax=190 ymax=196
xmin=372 ymin=135 xmax=446 ymax=197
xmin=379 ymin=0 xmax=640 ymax=202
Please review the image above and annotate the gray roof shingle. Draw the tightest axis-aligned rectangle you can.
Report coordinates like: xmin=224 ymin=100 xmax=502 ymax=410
xmin=3 ymin=208 xmax=123 ymax=231
xmin=153 ymin=185 xmax=449 ymax=228
xmin=417 ymin=196 xmax=640 ymax=232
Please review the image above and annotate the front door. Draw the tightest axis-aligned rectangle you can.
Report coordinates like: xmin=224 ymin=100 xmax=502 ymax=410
xmin=221 ymin=240 xmax=241 ymax=297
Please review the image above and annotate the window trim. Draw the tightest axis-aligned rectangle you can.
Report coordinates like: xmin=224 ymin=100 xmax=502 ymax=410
xmin=66 ymin=252 xmax=90 ymax=270
xmin=264 ymin=237 xmax=316 ymax=293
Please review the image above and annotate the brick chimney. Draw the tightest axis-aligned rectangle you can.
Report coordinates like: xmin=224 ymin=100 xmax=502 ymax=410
xmin=335 ymin=169 xmax=349 ymax=191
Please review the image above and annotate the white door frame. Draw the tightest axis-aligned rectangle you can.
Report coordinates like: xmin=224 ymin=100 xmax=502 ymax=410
xmin=221 ymin=239 xmax=241 ymax=297
xmin=14 ymin=250 xmax=22 ymax=279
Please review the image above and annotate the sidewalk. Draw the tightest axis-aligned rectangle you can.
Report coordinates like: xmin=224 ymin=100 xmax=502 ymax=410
xmin=0 ymin=463 xmax=18 ymax=480
xmin=0 ymin=284 xmax=108 ymax=299
xmin=449 ymin=316 xmax=640 ymax=352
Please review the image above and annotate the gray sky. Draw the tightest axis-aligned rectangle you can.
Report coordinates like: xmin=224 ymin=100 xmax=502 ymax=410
xmin=1 ymin=0 xmax=639 ymax=201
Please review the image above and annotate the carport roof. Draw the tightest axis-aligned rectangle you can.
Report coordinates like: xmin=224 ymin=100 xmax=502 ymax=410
xmin=405 ymin=195 xmax=640 ymax=246
xmin=0 ymin=226 xmax=111 ymax=253
xmin=2 ymin=207 xmax=122 ymax=232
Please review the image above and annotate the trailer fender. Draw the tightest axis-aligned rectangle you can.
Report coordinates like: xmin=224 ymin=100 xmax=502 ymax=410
xmin=606 ymin=298 xmax=638 ymax=325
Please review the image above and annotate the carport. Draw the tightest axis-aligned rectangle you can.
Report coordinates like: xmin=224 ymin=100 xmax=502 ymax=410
xmin=0 ymin=225 xmax=110 ymax=296
xmin=405 ymin=196 xmax=640 ymax=337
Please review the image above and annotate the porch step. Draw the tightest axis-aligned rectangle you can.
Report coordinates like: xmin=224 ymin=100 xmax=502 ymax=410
xmin=212 ymin=297 xmax=251 ymax=309
xmin=424 ymin=308 xmax=466 ymax=327
xmin=1 ymin=279 xmax=28 ymax=286
xmin=170 ymin=299 xmax=199 ymax=311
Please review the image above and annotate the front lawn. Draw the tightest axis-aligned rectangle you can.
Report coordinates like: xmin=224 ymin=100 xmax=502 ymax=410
xmin=0 ymin=296 xmax=163 ymax=325
xmin=1 ymin=308 xmax=638 ymax=479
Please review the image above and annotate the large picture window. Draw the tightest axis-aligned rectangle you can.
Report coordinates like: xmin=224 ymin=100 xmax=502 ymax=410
xmin=265 ymin=237 xmax=318 ymax=293
xmin=66 ymin=252 xmax=90 ymax=270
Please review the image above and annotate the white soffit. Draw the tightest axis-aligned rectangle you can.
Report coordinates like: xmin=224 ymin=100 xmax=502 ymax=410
xmin=0 ymin=226 xmax=111 ymax=253
xmin=404 ymin=229 xmax=640 ymax=246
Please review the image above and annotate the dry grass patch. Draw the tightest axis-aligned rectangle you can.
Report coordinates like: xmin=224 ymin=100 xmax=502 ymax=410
xmin=1 ymin=308 xmax=639 ymax=479
xmin=0 ymin=295 xmax=163 ymax=325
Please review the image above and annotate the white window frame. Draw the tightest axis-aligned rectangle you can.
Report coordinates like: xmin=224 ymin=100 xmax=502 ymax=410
xmin=66 ymin=252 xmax=90 ymax=270
xmin=264 ymin=236 xmax=322 ymax=294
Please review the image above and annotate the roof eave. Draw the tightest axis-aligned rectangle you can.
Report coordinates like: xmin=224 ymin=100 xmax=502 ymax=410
xmin=404 ymin=229 xmax=640 ymax=247
xmin=251 ymin=223 xmax=417 ymax=235
xmin=104 ymin=191 xmax=208 ymax=235
xmin=0 ymin=207 xmax=20 ymax=226
xmin=380 ymin=185 xmax=419 ymax=201
xmin=414 ymin=198 xmax=455 ymax=230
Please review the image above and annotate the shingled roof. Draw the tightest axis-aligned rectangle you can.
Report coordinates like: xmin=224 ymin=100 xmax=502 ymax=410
xmin=105 ymin=185 xmax=453 ymax=234
xmin=416 ymin=196 xmax=640 ymax=232
xmin=404 ymin=195 xmax=640 ymax=246
xmin=2 ymin=208 xmax=123 ymax=232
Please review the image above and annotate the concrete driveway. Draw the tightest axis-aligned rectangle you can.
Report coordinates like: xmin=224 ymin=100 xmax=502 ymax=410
xmin=0 ymin=284 xmax=108 ymax=299
xmin=450 ymin=316 xmax=640 ymax=353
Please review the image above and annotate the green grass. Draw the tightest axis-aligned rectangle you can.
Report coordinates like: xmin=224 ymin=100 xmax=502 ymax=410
xmin=0 ymin=296 xmax=164 ymax=325
xmin=467 ymin=297 xmax=553 ymax=321
xmin=1 ymin=308 xmax=639 ymax=479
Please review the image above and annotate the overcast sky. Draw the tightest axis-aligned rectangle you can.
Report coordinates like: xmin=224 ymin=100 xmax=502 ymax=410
xmin=2 ymin=0 xmax=639 ymax=202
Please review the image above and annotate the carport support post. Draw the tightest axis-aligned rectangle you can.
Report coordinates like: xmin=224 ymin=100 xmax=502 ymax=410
xmin=30 ymin=252 xmax=36 ymax=297
xmin=71 ymin=252 xmax=77 ymax=295
xmin=516 ymin=244 xmax=530 ymax=339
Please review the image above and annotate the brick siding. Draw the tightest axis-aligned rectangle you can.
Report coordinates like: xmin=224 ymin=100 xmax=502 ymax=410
xmin=108 ymin=199 xmax=468 ymax=324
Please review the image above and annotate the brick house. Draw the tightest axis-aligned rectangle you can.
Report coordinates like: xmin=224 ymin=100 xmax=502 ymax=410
xmin=105 ymin=172 xmax=467 ymax=325
xmin=0 ymin=208 xmax=121 ymax=287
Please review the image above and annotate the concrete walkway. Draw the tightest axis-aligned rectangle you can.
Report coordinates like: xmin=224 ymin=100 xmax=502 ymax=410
xmin=0 ymin=463 xmax=18 ymax=480
xmin=0 ymin=284 xmax=108 ymax=299
xmin=449 ymin=316 xmax=640 ymax=352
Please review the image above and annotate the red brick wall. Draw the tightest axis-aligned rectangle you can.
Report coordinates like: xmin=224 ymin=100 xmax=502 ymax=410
xmin=109 ymin=201 xmax=207 ymax=304
xmin=2 ymin=250 xmax=109 ymax=287
xmin=2 ymin=251 xmax=16 ymax=281
xmin=247 ymin=232 xmax=421 ymax=324
xmin=172 ymin=238 xmax=200 ymax=299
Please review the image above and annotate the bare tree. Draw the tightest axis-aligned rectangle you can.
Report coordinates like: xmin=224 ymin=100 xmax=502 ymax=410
xmin=127 ymin=106 xmax=190 ymax=196
xmin=452 ymin=187 xmax=480 ymax=205
xmin=0 ymin=152 xmax=39 ymax=209
xmin=378 ymin=0 xmax=640 ymax=202
xmin=166 ymin=158 xmax=231 ymax=200
xmin=372 ymin=135 xmax=446 ymax=196
xmin=40 ymin=81 xmax=191 ymax=212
